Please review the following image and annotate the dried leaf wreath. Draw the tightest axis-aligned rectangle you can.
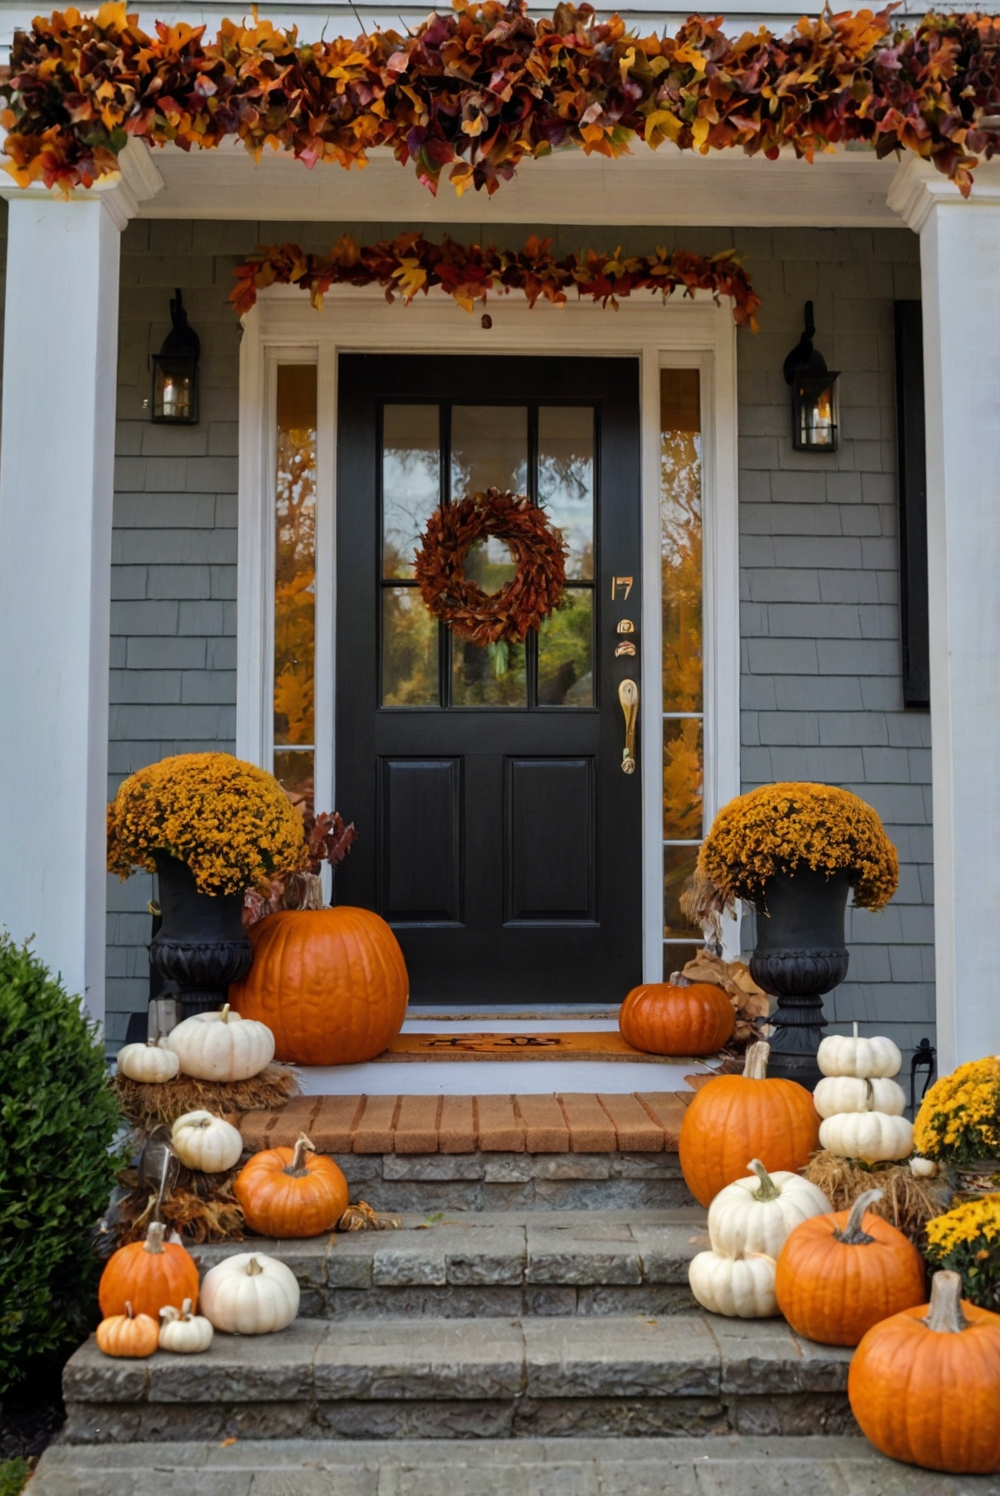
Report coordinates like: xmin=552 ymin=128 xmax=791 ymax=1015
xmin=414 ymin=488 xmax=568 ymax=647
xmin=231 ymin=233 xmax=760 ymax=326
xmin=3 ymin=1 xmax=1000 ymax=198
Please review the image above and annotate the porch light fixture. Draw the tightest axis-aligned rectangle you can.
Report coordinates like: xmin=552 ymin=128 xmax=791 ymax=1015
xmin=783 ymin=301 xmax=840 ymax=452
xmin=151 ymin=289 xmax=200 ymax=424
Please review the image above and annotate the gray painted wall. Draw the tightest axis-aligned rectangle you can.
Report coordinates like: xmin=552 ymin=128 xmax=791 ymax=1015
xmin=102 ymin=218 xmax=931 ymax=1062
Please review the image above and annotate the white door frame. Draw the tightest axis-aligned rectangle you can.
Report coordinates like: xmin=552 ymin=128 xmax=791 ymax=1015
xmin=237 ymin=285 xmax=741 ymax=982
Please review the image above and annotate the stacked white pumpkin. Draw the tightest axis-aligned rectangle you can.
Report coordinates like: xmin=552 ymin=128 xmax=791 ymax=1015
xmin=814 ymin=1023 xmax=913 ymax=1162
xmin=688 ymin=1160 xmax=832 ymax=1318
xmin=116 ymin=1003 xmax=275 ymax=1084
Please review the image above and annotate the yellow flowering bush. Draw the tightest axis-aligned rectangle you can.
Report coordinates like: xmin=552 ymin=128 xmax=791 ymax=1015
xmin=914 ymin=1056 xmax=1000 ymax=1166
xmin=925 ymin=1196 xmax=1000 ymax=1312
xmin=107 ymin=752 xmax=307 ymax=896
xmin=697 ymin=782 xmax=899 ymax=913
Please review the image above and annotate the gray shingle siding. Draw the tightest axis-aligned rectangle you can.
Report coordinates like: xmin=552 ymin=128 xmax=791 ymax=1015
xmin=100 ymin=218 xmax=931 ymax=1062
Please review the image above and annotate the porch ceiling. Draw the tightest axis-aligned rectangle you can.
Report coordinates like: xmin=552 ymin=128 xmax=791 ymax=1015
xmin=137 ymin=138 xmax=908 ymax=228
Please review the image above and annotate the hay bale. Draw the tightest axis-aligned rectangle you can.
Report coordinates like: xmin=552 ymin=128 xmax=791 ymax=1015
xmin=114 ymin=1063 xmax=300 ymax=1130
xmin=803 ymin=1150 xmax=952 ymax=1244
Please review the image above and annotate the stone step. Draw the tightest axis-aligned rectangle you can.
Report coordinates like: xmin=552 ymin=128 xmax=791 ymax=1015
xmin=30 ymin=1435 xmax=998 ymax=1496
xmin=62 ymin=1313 xmax=855 ymax=1443
xmin=194 ymin=1209 xmax=709 ymax=1319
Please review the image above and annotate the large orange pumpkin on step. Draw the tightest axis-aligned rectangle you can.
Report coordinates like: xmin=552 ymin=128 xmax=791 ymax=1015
xmin=775 ymin=1186 xmax=926 ymax=1346
xmin=230 ymin=907 xmax=408 ymax=1066
xmin=99 ymin=1221 xmax=200 ymax=1320
xmin=619 ymin=982 xmax=735 ymax=1056
xmin=678 ymin=1041 xmax=820 ymax=1207
xmin=849 ymin=1270 xmax=1000 ymax=1473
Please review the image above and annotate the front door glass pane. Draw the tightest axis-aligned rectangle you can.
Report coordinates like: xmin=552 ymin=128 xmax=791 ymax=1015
xmin=538 ymin=406 xmax=594 ymax=580
xmin=452 ymin=638 xmax=527 ymax=706
xmin=383 ymin=404 xmax=440 ymax=578
xmin=538 ymin=587 xmax=593 ymax=705
xmin=382 ymin=586 xmax=440 ymax=705
xmin=450 ymin=405 xmax=528 ymax=497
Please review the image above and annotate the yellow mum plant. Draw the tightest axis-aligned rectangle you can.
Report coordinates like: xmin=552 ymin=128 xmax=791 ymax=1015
xmin=914 ymin=1056 xmax=1000 ymax=1167
xmin=107 ymin=752 xmax=307 ymax=896
xmin=925 ymin=1196 xmax=1000 ymax=1312
xmin=696 ymin=781 xmax=899 ymax=915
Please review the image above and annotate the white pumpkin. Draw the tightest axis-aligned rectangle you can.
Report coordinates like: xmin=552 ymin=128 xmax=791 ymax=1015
xmin=116 ymin=1039 xmax=180 ymax=1084
xmin=171 ymin=1110 xmax=244 ymax=1173
xmin=819 ymin=1109 xmax=914 ymax=1162
xmin=909 ymin=1155 xmax=939 ymax=1179
xmin=817 ymin=1022 xmax=901 ymax=1080
xmin=813 ymin=1075 xmax=907 ymax=1119
xmin=165 ymin=1003 xmax=274 ymax=1082
xmin=158 ymin=1299 xmax=214 ymax=1354
xmin=200 ymin=1252 xmax=299 ymax=1334
xmin=688 ymin=1250 xmax=777 ymax=1318
xmin=707 ymin=1159 xmax=832 ymax=1258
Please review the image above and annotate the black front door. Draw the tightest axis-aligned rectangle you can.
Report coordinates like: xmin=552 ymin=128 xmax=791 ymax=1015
xmin=336 ymin=354 xmax=642 ymax=1004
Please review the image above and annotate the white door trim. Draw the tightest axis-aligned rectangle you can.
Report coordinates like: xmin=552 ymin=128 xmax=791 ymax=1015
xmin=237 ymin=286 xmax=741 ymax=982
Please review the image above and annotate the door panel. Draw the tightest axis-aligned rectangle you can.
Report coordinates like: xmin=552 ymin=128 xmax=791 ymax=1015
xmin=336 ymin=354 xmax=642 ymax=1004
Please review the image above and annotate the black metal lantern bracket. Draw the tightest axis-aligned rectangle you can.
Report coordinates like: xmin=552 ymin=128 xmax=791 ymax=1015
xmin=150 ymin=288 xmax=201 ymax=425
xmin=783 ymin=300 xmax=841 ymax=453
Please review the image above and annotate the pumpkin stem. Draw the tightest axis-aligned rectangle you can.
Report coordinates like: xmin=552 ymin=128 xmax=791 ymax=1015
xmin=285 ymin=1133 xmax=317 ymax=1177
xmin=852 ymin=1021 xmax=859 ymax=1039
xmin=220 ymin=1003 xmax=231 ymax=1024
xmin=833 ymin=1187 xmax=882 ymax=1244
xmin=125 ymin=1300 xmax=136 ymax=1320
xmin=747 ymin=1158 xmax=781 ymax=1201
xmin=144 ymin=1220 xmax=166 ymax=1255
xmin=923 ymin=1270 xmax=969 ymax=1334
xmin=743 ymin=1042 xmax=770 ymax=1081
xmin=181 ymin=1298 xmax=193 ymax=1318
xmin=246 ymin=1256 xmax=264 ymax=1277
xmin=862 ymin=1078 xmax=874 ymax=1112
xmin=159 ymin=1304 xmax=180 ymax=1324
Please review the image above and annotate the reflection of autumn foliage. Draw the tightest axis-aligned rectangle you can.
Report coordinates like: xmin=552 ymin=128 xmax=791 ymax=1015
xmin=274 ymin=426 xmax=316 ymax=746
xmin=663 ymin=719 xmax=703 ymax=841
xmin=661 ymin=425 xmax=703 ymax=840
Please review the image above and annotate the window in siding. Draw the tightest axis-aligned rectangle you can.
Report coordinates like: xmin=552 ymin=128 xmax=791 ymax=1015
xmin=660 ymin=368 xmax=704 ymax=974
xmin=273 ymin=364 xmax=317 ymax=814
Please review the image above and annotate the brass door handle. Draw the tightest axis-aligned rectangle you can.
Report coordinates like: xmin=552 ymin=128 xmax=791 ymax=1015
xmin=618 ymin=679 xmax=638 ymax=774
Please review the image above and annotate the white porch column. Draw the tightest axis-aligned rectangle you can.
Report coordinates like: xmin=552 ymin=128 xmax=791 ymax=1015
xmin=0 ymin=144 xmax=161 ymax=1021
xmin=889 ymin=159 xmax=1000 ymax=1071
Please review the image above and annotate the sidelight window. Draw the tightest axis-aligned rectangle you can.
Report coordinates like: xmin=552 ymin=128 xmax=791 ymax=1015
xmin=272 ymin=364 xmax=317 ymax=812
xmin=660 ymin=368 xmax=705 ymax=974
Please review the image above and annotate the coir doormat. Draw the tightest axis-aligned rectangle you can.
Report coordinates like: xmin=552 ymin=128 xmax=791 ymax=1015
xmin=376 ymin=1032 xmax=706 ymax=1063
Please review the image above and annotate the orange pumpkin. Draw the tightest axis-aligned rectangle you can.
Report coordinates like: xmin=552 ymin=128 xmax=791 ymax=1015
xmin=229 ymin=907 xmax=408 ymax=1065
xmin=98 ymin=1221 xmax=200 ymax=1321
xmin=234 ymin=1132 xmax=349 ymax=1238
xmin=678 ymin=1041 xmax=820 ymax=1207
xmin=95 ymin=1301 xmax=160 ymax=1359
xmin=775 ymin=1186 xmax=926 ymax=1346
xmin=619 ymin=982 xmax=735 ymax=1056
xmin=849 ymin=1270 xmax=1000 ymax=1473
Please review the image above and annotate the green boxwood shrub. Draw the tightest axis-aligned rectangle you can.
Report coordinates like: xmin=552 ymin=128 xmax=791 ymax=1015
xmin=0 ymin=935 xmax=124 ymax=1392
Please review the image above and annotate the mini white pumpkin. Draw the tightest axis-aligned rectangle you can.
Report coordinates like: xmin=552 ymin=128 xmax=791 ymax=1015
xmin=116 ymin=1039 xmax=180 ymax=1084
xmin=817 ymin=1022 xmax=901 ymax=1080
xmin=158 ymin=1298 xmax=214 ymax=1354
xmin=200 ymin=1252 xmax=299 ymax=1334
xmin=171 ymin=1110 xmax=244 ymax=1173
xmin=707 ymin=1158 xmax=832 ymax=1258
xmin=819 ymin=1109 xmax=914 ymax=1162
xmin=165 ymin=1003 xmax=274 ymax=1082
xmin=909 ymin=1155 xmax=938 ymax=1178
xmin=688 ymin=1250 xmax=777 ymax=1319
xmin=813 ymin=1075 xmax=907 ymax=1119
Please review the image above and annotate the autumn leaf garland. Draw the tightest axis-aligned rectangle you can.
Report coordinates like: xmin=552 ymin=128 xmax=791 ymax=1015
xmin=2 ymin=1 xmax=1000 ymax=197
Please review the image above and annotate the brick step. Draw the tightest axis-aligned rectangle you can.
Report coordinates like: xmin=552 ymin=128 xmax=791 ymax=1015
xmin=63 ymin=1314 xmax=855 ymax=1443
xmin=195 ymin=1208 xmax=709 ymax=1319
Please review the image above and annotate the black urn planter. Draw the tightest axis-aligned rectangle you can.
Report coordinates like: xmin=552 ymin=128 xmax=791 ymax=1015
xmin=148 ymin=852 xmax=252 ymax=1018
xmin=748 ymin=867 xmax=850 ymax=1089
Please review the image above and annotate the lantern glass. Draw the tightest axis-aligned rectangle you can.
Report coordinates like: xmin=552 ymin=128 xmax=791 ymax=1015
xmin=792 ymin=369 xmax=840 ymax=452
xmin=152 ymin=354 xmax=198 ymax=424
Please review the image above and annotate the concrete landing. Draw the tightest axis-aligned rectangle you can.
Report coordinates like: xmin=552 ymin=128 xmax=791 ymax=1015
xmin=30 ymin=1436 xmax=1000 ymax=1494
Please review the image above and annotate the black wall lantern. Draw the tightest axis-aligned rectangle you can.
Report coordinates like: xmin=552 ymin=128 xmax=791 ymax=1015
xmin=783 ymin=300 xmax=840 ymax=452
xmin=151 ymin=289 xmax=200 ymax=424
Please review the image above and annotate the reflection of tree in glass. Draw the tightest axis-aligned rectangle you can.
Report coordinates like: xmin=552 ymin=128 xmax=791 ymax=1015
xmin=539 ymin=590 xmax=592 ymax=705
xmin=663 ymin=720 xmax=703 ymax=839
xmin=383 ymin=448 xmax=440 ymax=578
xmin=539 ymin=451 xmax=594 ymax=579
xmin=382 ymin=588 xmax=439 ymax=705
xmin=274 ymin=425 xmax=316 ymax=745
xmin=662 ymin=428 xmax=703 ymax=836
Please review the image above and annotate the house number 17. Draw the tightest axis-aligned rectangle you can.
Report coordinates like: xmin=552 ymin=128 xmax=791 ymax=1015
xmin=611 ymin=575 xmax=634 ymax=601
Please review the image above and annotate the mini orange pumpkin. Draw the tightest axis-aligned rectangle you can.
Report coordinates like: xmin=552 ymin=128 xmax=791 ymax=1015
xmin=96 ymin=1300 xmax=161 ymax=1359
xmin=678 ymin=1041 xmax=820 ymax=1207
xmin=619 ymin=982 xmax=735 ymax=1056
xmin=849 ymin=1270 xmax=1000 ymax=1473
xmin=229 ymin=907 xmax=408 ymax=1066
xmin=775 ymin=1186 xmax=926 ymax=1346
xmin=98 ymin=1221 xmax=200 ymax=1321
xmin=234 ymin=1132 xmax=349 ymax=1238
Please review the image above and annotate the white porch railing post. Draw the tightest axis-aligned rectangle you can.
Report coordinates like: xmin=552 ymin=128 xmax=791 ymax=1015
xmin=890 ymin=159 xmax=1000 ymax=1071
xmin=0 ymin=145 xmax=162 ymax=1024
